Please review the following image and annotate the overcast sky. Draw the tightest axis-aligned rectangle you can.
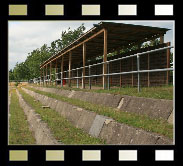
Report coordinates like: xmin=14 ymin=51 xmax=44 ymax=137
xmin=8 ymin=20 xmax=174 ymax=70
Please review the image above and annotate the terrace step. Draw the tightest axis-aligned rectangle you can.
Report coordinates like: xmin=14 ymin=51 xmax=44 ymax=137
xmin=16 ymin=89 xmax=61 ymax=145
xmin=22 ymin=87 xmax=173 ymax=145
xmin=29 ymin=86 xmax=173 ymax=123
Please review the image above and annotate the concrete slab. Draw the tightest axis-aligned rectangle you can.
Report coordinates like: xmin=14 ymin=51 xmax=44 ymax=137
xmin=110 ymin=123 xmax=135 ymax=144
xmin=57 ymin=89 xmax=71 ymax=97
xmin=76 ymin=109 xmax=96 ymax=133
xmin=67 ymin=107 xmax=83 ymax=126
xmin=129 ymin=129 xmax=158 ymax=145
xmin=68 ymin=90 xmax=76 ymax=98
xmin=60 ymin=102 xmax=72 ymax=118
xmin=168 ymin=112 xmax=173 ymax=124
xmin=156 ymin=136 xmax=173 ymax=145
xmin=39 ymin=95 xmax=48 ymax=105
xmin=49 ymin=99 xmax=58 ymax=110
xmin=98 ymin=121 xmax=116 ymax=144
xmin=55 ymin=101 xmax=64 ymax=114
xmin=99 ymin=121 xmax=136 ymax=144
xmin=119 ymin=95 xmax=173 ymax=121
xmin=39 ymin=95 xmax=45 ymax=103
xmin=89 ymin=115 xmax=112 ymax=137
xmin=47 ymin=98 xmax=55 ymax=107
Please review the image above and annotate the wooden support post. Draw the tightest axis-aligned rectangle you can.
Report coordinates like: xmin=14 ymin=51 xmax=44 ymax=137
xmin=166 ymin=42 xmax=171 ymax=85
xmin=61 ymin=56 xmax=64 ymax=87
xmin=46 ymin=65 xmax=48 ymax=86
xmin=120 ymin=60 xmax=122 ymax=87
xmin=50 ymin=62 xmax=52 ymax=85
xmin=55 ymin=59 xmax=57 ymax=86
xmin=103 ymin=29 xmax=107 ymax=89
xmin=82 ymin=43 xmax=86 ymax=89
xmin=43 ymin=67 xmax=45 ymax=86
xmin=132 ymin=57 xmax=134 ymax=87
xmin=69 ymin=51 xmax=72 ymax=87
xmin=147 ymin=53 xmax=150 ymax=87
xmin=160 ymin=35 xmax=164 ymax=44
xmin=39 ymin=69 xmax=42 ymax=85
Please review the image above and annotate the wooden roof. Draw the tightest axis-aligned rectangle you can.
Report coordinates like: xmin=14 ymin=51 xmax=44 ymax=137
xmin=40 ymin=22 xmax=169 ymax=68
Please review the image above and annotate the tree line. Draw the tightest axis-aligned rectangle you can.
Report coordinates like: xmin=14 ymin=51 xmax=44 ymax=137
xmin=9 ymin=24 xmax=86 ymax=81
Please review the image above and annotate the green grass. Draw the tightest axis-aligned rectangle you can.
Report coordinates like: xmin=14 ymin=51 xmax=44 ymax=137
xmin=18 ymin=88 xmax=105 ymax=144
xmin=9 ymin=89 xmax=36 ymax=145
xmin=92 ymin=85 xmax=173 ymax=100
xmin=30 ymin=83 xmax=173 ymax=100
xmin=25 ymin=86 xmax=173 ymax=139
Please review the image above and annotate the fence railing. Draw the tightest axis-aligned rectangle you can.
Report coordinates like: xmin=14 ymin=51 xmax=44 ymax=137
xmin=31 ymin=46 xmax=174 ymax=92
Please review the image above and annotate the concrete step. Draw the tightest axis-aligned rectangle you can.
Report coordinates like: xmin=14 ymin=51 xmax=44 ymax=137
xmin=16 ymin=89 xmax=61 ymax=145
xmin=29 ymin=86 xmax=173 ymax=123
xmin=22 ymin=87 xmax=173 ymax=145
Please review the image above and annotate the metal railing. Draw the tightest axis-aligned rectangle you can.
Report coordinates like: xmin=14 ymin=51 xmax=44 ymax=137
xmin=32 ymin=46 xmax=174 ymax=92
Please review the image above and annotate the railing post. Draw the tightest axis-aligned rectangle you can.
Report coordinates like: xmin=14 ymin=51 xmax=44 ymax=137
xmin=137 ymin=54 xmax=140 ymax=92
xmin=107 ymin=62 xmax=110 ymax=90
xmin=77 ymin=69 xmax=79 ymax=88
xmin=89 ymin=65 xmax=91 ymax=89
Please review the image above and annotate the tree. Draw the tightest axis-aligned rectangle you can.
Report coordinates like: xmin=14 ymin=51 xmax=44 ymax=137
xmin=10 ymin=24 xmax=86 ymax=81
xmin=9 ymin=69 xmax=15 ymax=81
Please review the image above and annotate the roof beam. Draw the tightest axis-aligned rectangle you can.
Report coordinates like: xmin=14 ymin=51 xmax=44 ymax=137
xmin=40 ymin=28 xmax=105 ymax=69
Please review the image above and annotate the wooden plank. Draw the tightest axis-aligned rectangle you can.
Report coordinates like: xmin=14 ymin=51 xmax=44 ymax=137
xmin=55 ymin=59 xmax=57 ymax=86
xmin=103 ymin=29 xmax=107 ymax=89
xmin=120 ymin=60 xmax=122 ymax=87
xmin=160 ymin=35 xmax=164 ymax=44
xmin=166 ymin=42 xmax=170 ymax=85
xmin=50 ymin=62 xmax=52 ymax=85
xmin=148 ymin=53 xmax=150 ymax=87
xmin=69 ymin=51 xmax=72 ymax=87
xmin=61 ymin=56 xmax=64 ymax=87
xmin=82 ymin=43 xmax=86 ymax=89
xmin=43 ymin=67 xmax=45 ymax=86
xmin=40 ymin=69 xmax=42 ymax=85
xmin=46 ymin=64 xmax=48 ymax=86
xmin=42 ymin=106 xmax=50 ymax=108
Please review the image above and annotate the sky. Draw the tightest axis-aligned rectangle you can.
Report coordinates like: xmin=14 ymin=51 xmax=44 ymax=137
xmin=8 ymin=20 xmax=174 ymax=70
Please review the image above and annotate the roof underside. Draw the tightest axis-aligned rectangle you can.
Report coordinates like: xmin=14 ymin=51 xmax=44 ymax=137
xmin=40 ymin=22 xmax=169 ymax=68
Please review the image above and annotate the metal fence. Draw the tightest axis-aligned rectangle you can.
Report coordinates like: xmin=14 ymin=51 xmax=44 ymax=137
xmin=31 ymin=46 xmax=174 ymax=92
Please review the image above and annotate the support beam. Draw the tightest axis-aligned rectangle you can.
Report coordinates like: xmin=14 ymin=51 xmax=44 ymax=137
xmin=50 ymin=62 xmax=52 ymax=85
xmin=55 ymin=59 xmax=57 ymax=86
xmin=166 ymin=42 xmax=171 ymax=85
xmin=82 ymin=43 xmax=86 ymax=89
xmin=39 ymin=69 xmax=42 ymax=85
xmin=46 ymin=65 xmax=48 ymax=86
xmin=103 ymin=29 xmax=107 ymax=89
xmin=147 ymin=47 xmax=150 ymax=87
xmin=41 ymin=28 xmax=105 ymax=68
xmin=120 ymin=60 xmax=122 ymax=87
xmin=160 ymin=35 xmax=164 ymax=44
xmin=43 ymin=67 xmax=45 ymax=86
xmin=61 ymin=56 xmax=64 ymax=87
xmin=147 ymin=48 xmax=150 ymax=87
xmin=69 ymin=51 xmax=72 ymax=87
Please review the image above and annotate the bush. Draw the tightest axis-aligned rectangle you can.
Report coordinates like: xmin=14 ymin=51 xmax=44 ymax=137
xmin=15 ymin=81 xmax=19 ymax=86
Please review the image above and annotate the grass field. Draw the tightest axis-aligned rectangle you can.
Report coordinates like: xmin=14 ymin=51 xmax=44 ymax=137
xmin=9 ymin=89 xmax=36 ymax=145
xmin=18 ymin=88 xmax=105 ymax=144
xmin=26 ymin=86 xmax=173 ymax=139
xmin=30 ymin=84 xmax=173 ymax=100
